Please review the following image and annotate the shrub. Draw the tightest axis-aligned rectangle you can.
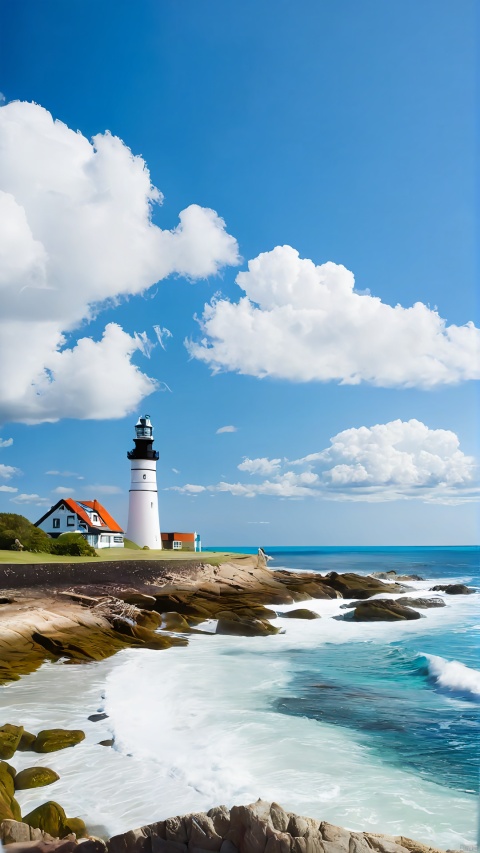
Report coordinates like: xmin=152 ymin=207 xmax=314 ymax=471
xmin=50 ymin=533 xmax=97 ymax=557
xmin=0 ymin=514 xmax=52 ymax=552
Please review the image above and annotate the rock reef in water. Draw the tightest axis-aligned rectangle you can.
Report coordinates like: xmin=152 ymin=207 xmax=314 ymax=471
xmin=0 ymin=799 xmax=457 ymax=853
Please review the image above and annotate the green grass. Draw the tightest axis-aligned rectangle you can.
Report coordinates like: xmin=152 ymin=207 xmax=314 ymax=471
xmin=0 ymin=547 xmax=247 ymax=566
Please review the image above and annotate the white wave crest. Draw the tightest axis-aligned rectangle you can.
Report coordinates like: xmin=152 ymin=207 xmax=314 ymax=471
xmin=423 ymin=653 xmax=480 ymax=698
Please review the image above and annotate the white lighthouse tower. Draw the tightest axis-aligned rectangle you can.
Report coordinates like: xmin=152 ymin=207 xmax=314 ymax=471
xmin=126 ymin=414 xmax=162 ymax=549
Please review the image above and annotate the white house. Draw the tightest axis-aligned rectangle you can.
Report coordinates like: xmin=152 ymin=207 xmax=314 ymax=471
xmin=35 ymin=498 xmax=124 ymax=549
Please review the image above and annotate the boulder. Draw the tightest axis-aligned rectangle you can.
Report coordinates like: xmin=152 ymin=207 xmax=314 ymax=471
xmin=18 ymin=732 xmax=37 ymax=752
xmin=33 ymin=730 xmax=85 ymax=753
xmin=135 ymin=611 xmax=162 ymax=631
xmin=0 ymin=818 xmax=31 ymax=844
xmin=207 ymin=807 xmax=231 ymax=838
xmin=108 ymin=827 xmax=150 ymax=853
xmin=0 ymin=725 xmax=24 ymax=759
xmin=399 ymin=598 xmax=445 ymax=609
xmin=98 ymin=740 xmax=114 ymax=748
xmin=430 ymin=584 xmax=474 ymax=595
xmin=183 ymin=813 xmax=223 ymax=851
xmin=226 ymin=800 xmax=273 ymax=853
xmin=160 ymin=613 xmax=192 ymax=632
xmin=276 ymin=610 xmax=319 ymax=620
xmin=0 ymin=761 xmax=21 ymax=821
xmin=322 ymin=572 xmax=409 ymax=599
xmin=23 ymin=801 xmax=85 ymax=839
xmin=216 ymin=618 xmax=279 ymax=638
xmin=15 ymin=767 xmax=60 ymax=790
xmin=350 ymin=600 xmax=422 ymax=622
xmin=269 ymin=805 xmax=289 ymax=834
xmin=87 ymin=714 xmax=108 ymax=723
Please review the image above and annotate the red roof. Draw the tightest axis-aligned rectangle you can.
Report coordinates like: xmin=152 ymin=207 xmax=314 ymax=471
xmin=63 ymin=498 xmax=124 ymax=533
xmin=161 ymin=532 xmax=195 ymax=542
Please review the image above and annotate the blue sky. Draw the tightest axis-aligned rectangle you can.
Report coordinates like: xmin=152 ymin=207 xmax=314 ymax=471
xmin=0 ymin=0 xmax=477 ymax=545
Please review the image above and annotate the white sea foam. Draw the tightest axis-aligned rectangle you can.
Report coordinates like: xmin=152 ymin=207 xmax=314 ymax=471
xmin=423 ymin=653 xmax=480 ymax=698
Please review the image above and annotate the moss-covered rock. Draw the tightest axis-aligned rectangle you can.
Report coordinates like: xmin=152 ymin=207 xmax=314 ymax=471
xmin=23 ymin=800 xmax=85 ymax=838
xmin=0 ymin=761 xmax=21 ymax=821
xmin=64 ymin=817 xmax=87 ymax=838
xmin=160 ymin=612 xmax=192 ymax=632
xmin=216 ymin=616 xmax=280 ymax=637
xmin=15 ymin=766 xmax=60 ymax=789
xmin=0 ymin=724 xmax=24 ymax=759
xmin=33 ymin=729 xmax=85 ymax=753
xmin=23 ymin=800 xmax=68 ymax=837
xmin=18 ymin=730 xmax=37 ymax=751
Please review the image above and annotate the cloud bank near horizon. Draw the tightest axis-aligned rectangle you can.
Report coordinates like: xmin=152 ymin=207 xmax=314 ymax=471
xmin=168 ymin=419 xmax=479 ymax=504
xmin=187 ymin=245 xmax=480 ymax=388
xmin=0 ymin=100 xmax=239 ymax=424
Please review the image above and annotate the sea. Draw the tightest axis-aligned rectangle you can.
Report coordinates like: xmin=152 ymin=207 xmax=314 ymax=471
xmin=1 ymin=547 xmax=478 ymax=848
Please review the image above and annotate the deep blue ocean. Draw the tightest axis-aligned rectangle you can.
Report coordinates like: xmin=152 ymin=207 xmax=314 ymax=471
xmin=208 ymin=547 xmax=479 ymax=795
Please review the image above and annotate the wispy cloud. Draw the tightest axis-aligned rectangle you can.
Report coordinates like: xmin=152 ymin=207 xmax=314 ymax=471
xmin=0 ymin=438 xmax=13 ymax=448
xmin=216 ymin=425 xmax=237 ymax=434
xmin=46 ymin=470 xmax=84 ymax=479
xmin=52 ymin=486 xmax=76 ymax=495
xmin=11 ymin=493 xmax=49 ymax=506
xmin=0 ymin=464 xmax=20 ymax=480
xmin=0 ymin=485 xmax=17 ymax=493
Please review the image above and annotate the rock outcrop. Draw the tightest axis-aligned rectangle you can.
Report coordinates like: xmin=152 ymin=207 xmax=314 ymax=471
xmin=429 ymin=584 xmax=474 ymax=595
xmin=14 ymin=767 xmax=60 ymax=790
xmin=348 ymin=600 xmax=422 ymax=621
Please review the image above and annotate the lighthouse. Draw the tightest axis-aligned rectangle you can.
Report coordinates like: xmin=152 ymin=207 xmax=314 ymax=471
xmin=126 ymin=414 xmax=162 ymax=549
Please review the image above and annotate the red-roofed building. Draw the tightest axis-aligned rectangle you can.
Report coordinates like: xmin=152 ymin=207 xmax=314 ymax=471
xmin=35 ymin=499 xmax=124 ymax=549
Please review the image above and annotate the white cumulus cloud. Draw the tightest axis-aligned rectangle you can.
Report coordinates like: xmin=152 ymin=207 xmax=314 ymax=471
xmin=0 ymin=101 xmax=239 ymax=423
xmin=238 ymin=456 xmax=282 ymax=475
xmin=0 ymin=485 xmax=17 ymax=493
xmin=187 ymin=245 xmax=480 ymax=388
xmin=172 ymin=420 xmax=478 ymax=504
xmin=0 ymin=438 xmax=13 ymax=447
xmin=216 ymin=425 xmax=238 ymax=434
xmin=0 ymin=464 xmax=19 ymax=479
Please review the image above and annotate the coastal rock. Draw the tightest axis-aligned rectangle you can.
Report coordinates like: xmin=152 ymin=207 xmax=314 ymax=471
xmin=370 ymin=572 xmax=423 ymax=582
xmin=429 ymin=584 xmax=474 ymax=595
xmin=349 ymin=600 xmax=422 ymax=621
xmin=0 ymin=818 xmax=31 ymax=844
xmin=135 ymin=611 xmax=162 ymax=631
xmin=276 ymin=610 xmax=319 ymax=620
xmin=160 ymin=613 xmax=192 ymax=632
xmin=87 ymin=714 xmax=108 ymax=723
xmin=341 ymin=597 xmax=445 ymax=611
xmin=269 ymin=805 xmax=289 ymax=834
xmin=0 ymin=725 xmax=24 ymax=759
xmin=207 ymin=809 xmax=231 ymax=839
xmin=0 ymin=760 xmax=22 ymax=821
xmin=18 ymin=732 xmax=37 ymax=751
xmin=33 ymin=730 xmax=85 ymax=753
xmin=321 ymin=572 xmax=410 ymax=599
xmin=23 ymin=801 xmax=86 ymax=840
xmin=111 ymin=803 xmax=450 ymax=853
xmin=216 ymin=617 xmax=279 ymax=637
xmin=98 ymin=740 xmax=114 ymax=748
xmin=15 ymin=768 xmax=60 ymax=790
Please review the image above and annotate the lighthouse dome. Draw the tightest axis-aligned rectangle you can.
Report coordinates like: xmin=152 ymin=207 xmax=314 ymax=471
xmin=135 ymin=414 xmax=153 ymax=438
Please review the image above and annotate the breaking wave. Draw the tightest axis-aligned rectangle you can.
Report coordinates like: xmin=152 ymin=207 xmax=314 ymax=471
xmin=421 ymin=653 xmax=480 ymax=699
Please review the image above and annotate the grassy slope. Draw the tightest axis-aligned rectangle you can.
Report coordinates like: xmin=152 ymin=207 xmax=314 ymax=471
xmin=0 ymin=548 xmax=244 ymax=566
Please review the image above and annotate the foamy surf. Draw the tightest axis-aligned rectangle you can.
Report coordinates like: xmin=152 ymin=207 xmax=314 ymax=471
xmin=422 ymin=653 xmax=480 ymax=699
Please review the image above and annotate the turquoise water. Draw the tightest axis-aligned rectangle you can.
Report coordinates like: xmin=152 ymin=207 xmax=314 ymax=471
xmin=209 ymin=547 xmax=479 ymax=794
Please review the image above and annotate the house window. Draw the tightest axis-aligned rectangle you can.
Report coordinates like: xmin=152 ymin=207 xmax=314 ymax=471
xmin=92 ymin=514 xmax=99 ymax=524
xmin=67 ymin=515 xmax=75 ymax=526
xmin=114 ymin=536 xmax=123 ymax=543
xmin=52 ymin=518 xmax=60 ymax=529
xmin=173 ymin=540 xmax=182 ymax=550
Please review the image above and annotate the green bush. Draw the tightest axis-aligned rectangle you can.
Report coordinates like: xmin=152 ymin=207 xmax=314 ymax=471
xmin=0 ymin=514 xmax=52 ymax=553
xmin=50 ymin=533 xmax=97 ymax=557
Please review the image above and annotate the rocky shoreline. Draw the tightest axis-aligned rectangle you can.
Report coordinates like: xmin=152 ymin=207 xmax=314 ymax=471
xmin=0 ymin=800 xmax=460 ymax=853
xmin=0 ymin=554 xmax=476 ymax=853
